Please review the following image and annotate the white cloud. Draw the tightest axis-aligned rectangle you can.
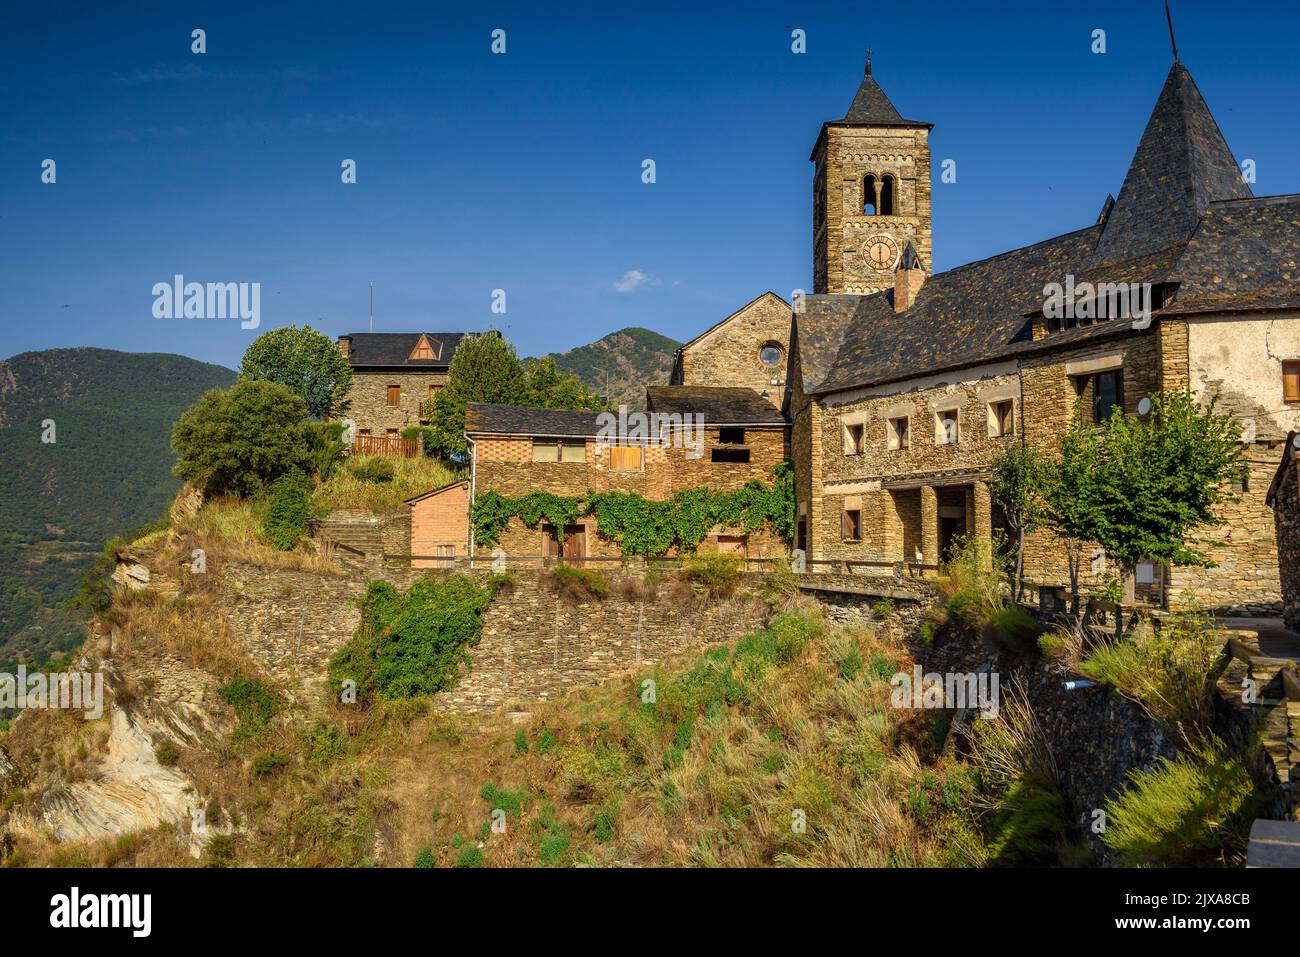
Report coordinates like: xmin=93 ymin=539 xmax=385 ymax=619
xmin=613 ymin=269 xmax=658 ymax=294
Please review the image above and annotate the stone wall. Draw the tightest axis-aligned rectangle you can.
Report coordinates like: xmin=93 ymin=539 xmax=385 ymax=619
xmin=674 ymin=292 xmax=793 ymax=408
xmin=1270 ymin=445 xmax=1300 ymax=629
xmin=346 ymin=369 xmax=447 ymax=435
xmin=214 ymin=561 xmax=366 ymax=696
xmin=212 ymin=561 xmax=770 ymax=713
xmin=439 ymin=572 xmax=770 ymax=712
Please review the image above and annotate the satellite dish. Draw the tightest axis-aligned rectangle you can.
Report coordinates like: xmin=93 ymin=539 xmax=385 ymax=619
xmin=1137 ymin=397 xmax=1152 ymax=416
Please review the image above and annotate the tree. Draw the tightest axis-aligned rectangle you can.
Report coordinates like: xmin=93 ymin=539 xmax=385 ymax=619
xmin=172 ymin=380 xmax=313 ymax=497
xmin=425 ymin=332 xmax=602 ymax=460
xmin=238 ymin=324 xmax=352 ymax=419
xmin=989 ymin=441 xmax=1050 ymax=601
xmin=1043 ymin=391 xmax=1246 ymax=635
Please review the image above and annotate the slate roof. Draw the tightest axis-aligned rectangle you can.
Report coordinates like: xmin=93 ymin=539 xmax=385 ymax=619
xmin=799 ymin=62 xmax=1294 ymax=398
xmin=339 ymin=332 xmax=467 ymax=368
xmin=645 ymin=386 xmax=788 ymax=425
xmin=1089 ymin=62 xmax=1251 ymax=268
xmin=1170 ymin=195 xmax=1300 ymax=315
xmin=465 ymin=403 xmax=605 ymax=437
xmin=840 ymin=61 xmax=930 ymax=128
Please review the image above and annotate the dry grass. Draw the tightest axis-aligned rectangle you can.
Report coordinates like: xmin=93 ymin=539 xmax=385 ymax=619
xmin=312 ymin=455 xmax=461 ymax=512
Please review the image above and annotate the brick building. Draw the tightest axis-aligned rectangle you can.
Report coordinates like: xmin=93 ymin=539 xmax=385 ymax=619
xmin=778 ymin=56 xmax=1300 ymax=611
xmin=407 ymin=480 xmax=470 ymax=567
xmin=464 ymin=388 xmax=789 ymax=560
xmin=336 ymin=331 xmax=468 ymax=442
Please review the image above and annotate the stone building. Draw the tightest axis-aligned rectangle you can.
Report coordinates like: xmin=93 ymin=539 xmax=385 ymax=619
xmin=464 ymin=387 xmax=789 ymax=561
xmin=780 ymin=57 xmax=1300 ymax=612
xmin=669 ymin=292 xmax=793 ymax=408
xmin=336 ymin=331 xmax=467 ymax=442
xmin=1266 ymin=437 xmax=1300 ymax=630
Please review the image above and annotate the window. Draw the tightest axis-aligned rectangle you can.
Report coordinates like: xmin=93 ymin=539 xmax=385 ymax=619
xmin=937 ymin=409 xmax=959 ymax=445
xmin=841 ymin=509 xmax=862 ymax=542
xmin=879 ymin=174 xmax=895 ymax=216
xmin=844 ymin=422 xmax=864 ymax=455
xmin=1135 ymin=561 xmax=1156 ymax=585
xmin=759 ymin=344 xmax=784 ymax=366
xmin=1233 ymin=473 xmax=1249 ymax=495
xmin=711 ymin=447 xmax=750 ymax=463
xmin=1092 ymin=369 xmax=1124 ymax=423
xmin=608 ymin=445 xmax=643 ymax=471
xmin=887 ymin=416 xmax=909 ymax=450
xmin=718 ymin=428 xmax=746 ymax=445
xmin=862 ymin=174 xmax=877 ymax=215
xmin=386 ymin=385 xmax=401 ymax=407
xmin=358 ymin=429 xmax=371 ymax=437
xmin=532 ymin=439 xmax=585 ymax=463
xmin=989 ymin=399 xmax=1015 ymax=438
xmin=427 ymin=384 xmax=440 ymax=399
xmin=1284 ymin=361 xmax=1300 ymax=402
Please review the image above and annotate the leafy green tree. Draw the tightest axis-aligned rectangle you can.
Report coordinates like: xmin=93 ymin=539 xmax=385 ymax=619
xmin=238 ymin=324 xmax=352 ymax=419
xmin=172 ymin=380 xmax=312 ymax=497
xmin=989 ymin=441 xmax=1051 ymax=601
xmin=1044 ymin=391 xmax=1245 ymax=634
xmin=426 ymin=332 xmax=602 ymax=460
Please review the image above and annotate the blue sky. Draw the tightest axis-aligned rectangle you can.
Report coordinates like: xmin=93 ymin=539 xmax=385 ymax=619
xmin=3 ymin=1 xmax=1298 ymax=370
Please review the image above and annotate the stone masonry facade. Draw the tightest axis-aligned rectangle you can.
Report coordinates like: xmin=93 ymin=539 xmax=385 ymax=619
xmin=671 ymin=292 xmax=793 ymax=408
xmin=346 ymin=370 xmax=446 ymax=436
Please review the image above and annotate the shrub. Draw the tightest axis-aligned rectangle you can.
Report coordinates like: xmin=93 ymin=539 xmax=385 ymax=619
xmin=413 ymin=845 xmax=436 ymax=868
xmin=328 ymin=575 xmax=494 ymax=702
xmin=538 ymin=821 xmax=571 ymax=866
xmin=305 ymin=421 xmax=347 ymax=480
xmin=1080 ymin=609 xmax=1225 ymax=740
xmin=872 ymin=599 xmax=896 ymax=621
xmin=547 ymin=564 xmax=608 ymax=601
xmin=683 ymin=553 xmax=744 ymax=598
xmin=172 ymin=380 xmax=313 ymax=497
xmin=514 ymin=729 xmax=529 ymax=755
xmin=454 ymin=845 xmax=485 ymax=868
xmin=480 ymin=782 xmax=530 ymax=818
xmin=593 ymin=811 xmax=615 ymax=844
xmin=351 ymin=457 xmax=395 ymax=484
xmin=219 ymin=675 xmax=283 ymax=742
xmin=261 ymin=474 xmax=312 ymax=550
xmin=252 ymin=751 xmax=288 ymax=775
xmin=154 ymin=740 xmax=181 ymax=767
xmin=534 ymin=728 xmax=558 ymax=754
xmin=1101 ymin=738 xmax=1263 ymax=866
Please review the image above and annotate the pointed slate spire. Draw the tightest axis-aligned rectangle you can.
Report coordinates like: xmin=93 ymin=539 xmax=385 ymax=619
xmin=897 ymin=241 xmax=922 ymax=271
xmin=1090 ymin=62 xmax=1252 ymax=267
xmin=844 ymin=52 xmax=906 ymax=124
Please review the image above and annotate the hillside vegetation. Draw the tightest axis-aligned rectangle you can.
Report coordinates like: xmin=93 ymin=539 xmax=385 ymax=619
xmin=546 ymin=327 xmax=679 ymax=409
xmin=0 ymin=348 xmax=234 ymax=667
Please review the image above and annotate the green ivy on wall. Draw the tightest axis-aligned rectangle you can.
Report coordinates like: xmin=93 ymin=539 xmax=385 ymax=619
xmin=469 ymin=462 xmax=795 ymax=555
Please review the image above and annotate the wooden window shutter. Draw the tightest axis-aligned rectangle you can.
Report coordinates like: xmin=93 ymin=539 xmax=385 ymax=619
xmin=609 ymin=445 xmax=638 ymax=470
xmin=387 ymin=385 xmax=400 ymax=406
xmin=841 ymin=510 xmax=851 ymax=540
xmin=1284 ymin=361 xmax=1300 ymax=402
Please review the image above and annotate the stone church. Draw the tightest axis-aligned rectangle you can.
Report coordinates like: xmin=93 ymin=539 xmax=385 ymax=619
xmin=675 ymin=54 xmax=1300 ymax=613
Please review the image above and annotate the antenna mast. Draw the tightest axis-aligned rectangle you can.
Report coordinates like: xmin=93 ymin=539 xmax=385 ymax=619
xmin=369 ymin=281 xmax=374 ymax=333
xmin=1165 ymin=0 xmax=1179 ymax=62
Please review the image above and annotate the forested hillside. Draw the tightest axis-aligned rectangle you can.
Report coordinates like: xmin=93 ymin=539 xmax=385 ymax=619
xmin=0 ymin=348 xmax=234 ymax=666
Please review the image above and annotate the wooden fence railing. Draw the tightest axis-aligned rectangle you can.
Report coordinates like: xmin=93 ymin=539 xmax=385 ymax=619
xmin=353 ymin=434 xmax=418 ymax=458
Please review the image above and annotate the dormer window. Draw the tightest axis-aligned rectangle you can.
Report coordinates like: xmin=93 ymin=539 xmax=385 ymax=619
xmin=408 ymin=334 xmax=440 ymax=361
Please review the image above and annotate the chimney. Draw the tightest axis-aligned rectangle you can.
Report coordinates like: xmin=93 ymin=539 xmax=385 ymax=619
xmin=338 ymin=335 xmax=352 ymax=359
xmin=893 ymin=242 xmax=925 ymax=312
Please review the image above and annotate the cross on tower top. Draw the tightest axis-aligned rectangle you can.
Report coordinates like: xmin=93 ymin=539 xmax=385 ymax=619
xmin=865 ymin=48 xmax=873 ymax=76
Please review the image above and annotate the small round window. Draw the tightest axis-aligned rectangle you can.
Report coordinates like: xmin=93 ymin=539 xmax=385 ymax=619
xmin=760 ymin=344 xmax=784 ymax=366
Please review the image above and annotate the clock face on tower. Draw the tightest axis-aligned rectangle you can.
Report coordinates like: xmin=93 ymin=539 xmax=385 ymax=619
xmin=863 ymin=234 xmax=900 ymax=271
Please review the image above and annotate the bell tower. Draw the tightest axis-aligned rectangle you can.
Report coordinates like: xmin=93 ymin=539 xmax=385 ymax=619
xmin=812 ymin=55 xmax=933 ymax=295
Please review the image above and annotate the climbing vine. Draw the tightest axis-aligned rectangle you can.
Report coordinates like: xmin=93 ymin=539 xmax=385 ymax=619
xmin=470 ymin=462 xmax=795 ymax=555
